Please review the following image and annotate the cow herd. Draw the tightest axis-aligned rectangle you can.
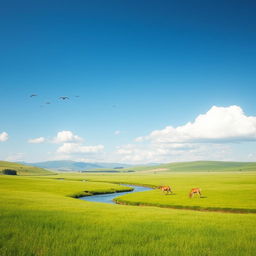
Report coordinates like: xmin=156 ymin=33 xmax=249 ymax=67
xmin=157 ymin=186 xmax=202 ymax=198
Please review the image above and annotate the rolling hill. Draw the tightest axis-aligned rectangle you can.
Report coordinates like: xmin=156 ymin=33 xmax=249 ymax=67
xmin=21 ymin=160 xmax=132 ymax=172
xmin=121 ymin=161 xmax=256 ymax=173
xmin=6 ymin=160 xmax=256 ymax=174
xmin=0 ymin=161 xmax=54 ymax=175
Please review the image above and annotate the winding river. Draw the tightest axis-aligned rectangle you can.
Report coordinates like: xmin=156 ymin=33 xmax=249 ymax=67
xmin=79 ymin=184 xmax=152 ymax=204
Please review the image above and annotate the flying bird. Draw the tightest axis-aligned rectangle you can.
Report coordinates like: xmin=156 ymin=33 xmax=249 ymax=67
xmin=30 ymin=94 xmax=37 ymax=97
xmin=59 ymin=96 xmax=69 ymax=100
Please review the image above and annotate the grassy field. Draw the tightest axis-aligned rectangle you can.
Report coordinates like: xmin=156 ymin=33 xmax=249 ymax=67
xmin=52 ymin=171 xmax=256 ymax=213
xmin=0 ymin=161 xmax=53 ymax=176
xmin=0 ymin=170 xmax=256 ymax=256
xmin=114 ymin=172 xmax=256 ymax=212
xmin=150 ymin=161 xmax=256 ymax=172
xmin=86 ymin=161 xmax=256 ymax=173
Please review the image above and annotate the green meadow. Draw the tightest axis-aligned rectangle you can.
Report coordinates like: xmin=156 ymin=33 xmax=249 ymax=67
xmin=75 ymin=171 xmax=255 ymax=213
xmin=0 ymin=162 xmax=256 ymax=256
xmin=0 ymin=161 xmax=53 ymax=176
xmin=86 ymin=161 xmax=256 ymax=173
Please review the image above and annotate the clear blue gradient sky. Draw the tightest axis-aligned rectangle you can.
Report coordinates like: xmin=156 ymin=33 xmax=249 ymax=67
xmin=0 ymin=0 xmax=256 ymax=163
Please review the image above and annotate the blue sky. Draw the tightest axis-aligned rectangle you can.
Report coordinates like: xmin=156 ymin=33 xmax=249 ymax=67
xmin=0 ymin=0 xmax=256 ymax=163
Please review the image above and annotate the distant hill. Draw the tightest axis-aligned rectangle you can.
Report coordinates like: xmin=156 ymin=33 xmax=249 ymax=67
xmin=128 ymin=161 xmax=256 ymax=172
xmin=0 ymin=161 xmax=53 ymax=175
xmin=21 ymin=160 xmax=132 ymax=172
xmin=12 ymin=160 xmax=256 ymax=173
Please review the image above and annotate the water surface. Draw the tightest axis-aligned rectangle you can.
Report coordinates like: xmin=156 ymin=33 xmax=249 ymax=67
xmin=79 ymin=184 xmax=152 ymax=204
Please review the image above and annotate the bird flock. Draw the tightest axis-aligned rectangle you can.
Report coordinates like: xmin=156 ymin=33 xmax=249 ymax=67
xmin=30 ymin=94 xmax=117 ymax=109
xmin=30 ymin=94 xmax=80 ymax=106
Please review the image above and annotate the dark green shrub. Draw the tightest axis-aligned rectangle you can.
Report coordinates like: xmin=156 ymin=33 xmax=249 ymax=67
xmin=2 ymin=169 xmax=17 ymax=175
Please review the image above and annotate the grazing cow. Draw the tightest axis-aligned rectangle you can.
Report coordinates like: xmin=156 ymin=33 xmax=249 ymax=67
xmin=189 ymin=188 xmax=202 ymax=198
xmin=158 ymin=185 xmax=173 ymax=195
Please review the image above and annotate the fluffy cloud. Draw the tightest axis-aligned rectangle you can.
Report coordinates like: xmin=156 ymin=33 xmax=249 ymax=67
xmin=114 ymin=130 xmax=121 ymax=135
xmin=28 ymin=137 xmax=45 ymax=144
xmin=55 ymin=130 xmax=104 ymax=157
xmin=57 ymin=143 xmax=104 ymax=154
xmin=0 ymin=132 xmax=8 ymax=142
xmin=114 ymin=105 xmax=256 ymax=163
xmin=136 ymin=105 xmax=256 ymax=143
xmin=53 ymin=131 xmax=83 ymax=143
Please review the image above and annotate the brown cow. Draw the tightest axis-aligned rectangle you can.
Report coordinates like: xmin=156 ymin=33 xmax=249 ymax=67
xmin=189 ymin=188 xmax=202 ymax=198
xmin=158 ymin=185 xmax=173 ymax=195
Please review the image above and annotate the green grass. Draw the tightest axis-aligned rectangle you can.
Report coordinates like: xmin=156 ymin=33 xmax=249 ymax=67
xmin=156 ymin=161 xmax=256 ymax=172
xmin=94 ymin=161 xmax=256 ymax=173
xmin=0 ymin=172 xmax=256 ymax=255
xmin=54 ymin=171 xmax=256 ymax=213
xmin=0 ymin=161 xmax=53 ymax=176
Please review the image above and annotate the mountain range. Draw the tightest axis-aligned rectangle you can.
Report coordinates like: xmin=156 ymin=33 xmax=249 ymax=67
xmin=20 ymin=160 xmax=133 ymax=171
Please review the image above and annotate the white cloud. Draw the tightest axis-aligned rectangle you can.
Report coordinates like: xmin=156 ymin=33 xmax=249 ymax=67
xmin=114 ymin=130 xmax=121 ymax=135
xmin=136 ymin=105 xmax=256 ymax=143
xmin=0 ymin=132 xmax=8 ymax=142
xmin=26 ymin=130 xmax=106 ymax=161
xmin=57 ymin=143 xmax=104 ymax=154
xmin=28 ymin=137 xmax=46 ymax=144
xmin=53 ymin=130 xmax=83 ymax=143
xmin=115 ymin=142 xmax=232 ymax=164
xmin=247 ymin=153 xmax=256 ymax=161
xmin=113 ymin=105 xmax=256 ymax=164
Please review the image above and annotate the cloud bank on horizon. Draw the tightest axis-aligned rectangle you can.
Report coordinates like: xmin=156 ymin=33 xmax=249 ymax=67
xmin=57 ymin=143 xmax=104 ymax=154
xmin=2 ymin=105 xmax=256 ymax=163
